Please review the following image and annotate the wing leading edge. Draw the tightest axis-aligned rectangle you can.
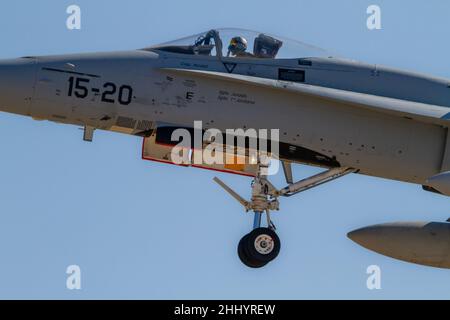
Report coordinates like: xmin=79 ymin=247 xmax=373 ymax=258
xmin=161 ymin=68 xmax=450 ymax=127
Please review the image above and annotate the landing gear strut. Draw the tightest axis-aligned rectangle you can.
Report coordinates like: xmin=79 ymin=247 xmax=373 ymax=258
xmin=214 ymin=161 xmax=356 ymax=268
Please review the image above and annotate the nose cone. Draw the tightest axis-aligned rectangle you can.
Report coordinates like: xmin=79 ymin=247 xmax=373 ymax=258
xmin=348 ymin=222 xmax=450 ymax=269
xmin=0 ymin=57 xmax=37 ymax=116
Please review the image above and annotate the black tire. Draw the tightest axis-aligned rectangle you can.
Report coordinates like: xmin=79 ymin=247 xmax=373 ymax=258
xmin=245 ymin=228 xmax=281 ymax=263
xmin=238 ymin=234 xmax=268 ymax=268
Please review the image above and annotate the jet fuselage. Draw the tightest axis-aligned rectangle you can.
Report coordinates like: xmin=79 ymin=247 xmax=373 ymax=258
xmin=0 ymin=49 xmax=449 ymax=186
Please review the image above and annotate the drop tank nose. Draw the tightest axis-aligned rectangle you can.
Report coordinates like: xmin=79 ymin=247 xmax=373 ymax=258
xmin=348 ymin=221 xmax=450 ymax=269
xmin=0 ymin=57 xmax=37 ymax=116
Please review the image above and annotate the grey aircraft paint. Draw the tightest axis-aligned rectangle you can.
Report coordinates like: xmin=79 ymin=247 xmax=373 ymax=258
xmin=1 ymin=28 xmax=450 ymax=269
xmin=348 ymin=222 xmax=450 ymax=269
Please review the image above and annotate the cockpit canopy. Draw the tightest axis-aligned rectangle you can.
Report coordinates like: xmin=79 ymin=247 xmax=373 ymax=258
xmin=147 ymin=28 xmax=332 ymax=60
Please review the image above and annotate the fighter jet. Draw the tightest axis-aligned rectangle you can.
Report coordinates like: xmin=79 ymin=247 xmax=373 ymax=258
xmin=2 ymin=28 xmax=450 ymax=269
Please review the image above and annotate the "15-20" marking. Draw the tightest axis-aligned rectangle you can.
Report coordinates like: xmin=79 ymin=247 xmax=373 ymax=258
xmin=68 ymin=76 xmax=133 ymax=105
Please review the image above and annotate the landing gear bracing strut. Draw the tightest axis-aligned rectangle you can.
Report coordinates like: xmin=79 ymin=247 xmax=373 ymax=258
xmin=214 ymin=161 xmax=356 ymax=268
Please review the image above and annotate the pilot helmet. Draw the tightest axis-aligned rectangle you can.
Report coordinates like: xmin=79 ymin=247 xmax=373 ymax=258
xmin=228 ymin=36 xmax=248 ymax=55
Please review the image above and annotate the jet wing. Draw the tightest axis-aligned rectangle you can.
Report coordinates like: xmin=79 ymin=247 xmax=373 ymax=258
xmin=162 ymin=68 xmax=450 ymax=127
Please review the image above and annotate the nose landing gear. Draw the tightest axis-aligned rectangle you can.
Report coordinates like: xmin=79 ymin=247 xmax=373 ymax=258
xmin=214 ymin=161 xmax=282 ymax=268
xmin=214 ymin=161 xmax=356 ymax=268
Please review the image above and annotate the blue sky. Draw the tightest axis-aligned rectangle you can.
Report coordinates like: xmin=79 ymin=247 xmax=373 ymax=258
xmin=1 ymin=0 xmax=450 ymax=299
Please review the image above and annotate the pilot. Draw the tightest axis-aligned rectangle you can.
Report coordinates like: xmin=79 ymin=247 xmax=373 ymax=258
xmin=227 ymin=36 xmax=254 ymax=58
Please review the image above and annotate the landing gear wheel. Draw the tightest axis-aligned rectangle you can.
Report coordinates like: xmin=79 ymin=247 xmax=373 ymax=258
xmin=245 ymin=228 xmax=281 ymax=263
xmin=238 ymin=234 xmax=268 ymax=268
